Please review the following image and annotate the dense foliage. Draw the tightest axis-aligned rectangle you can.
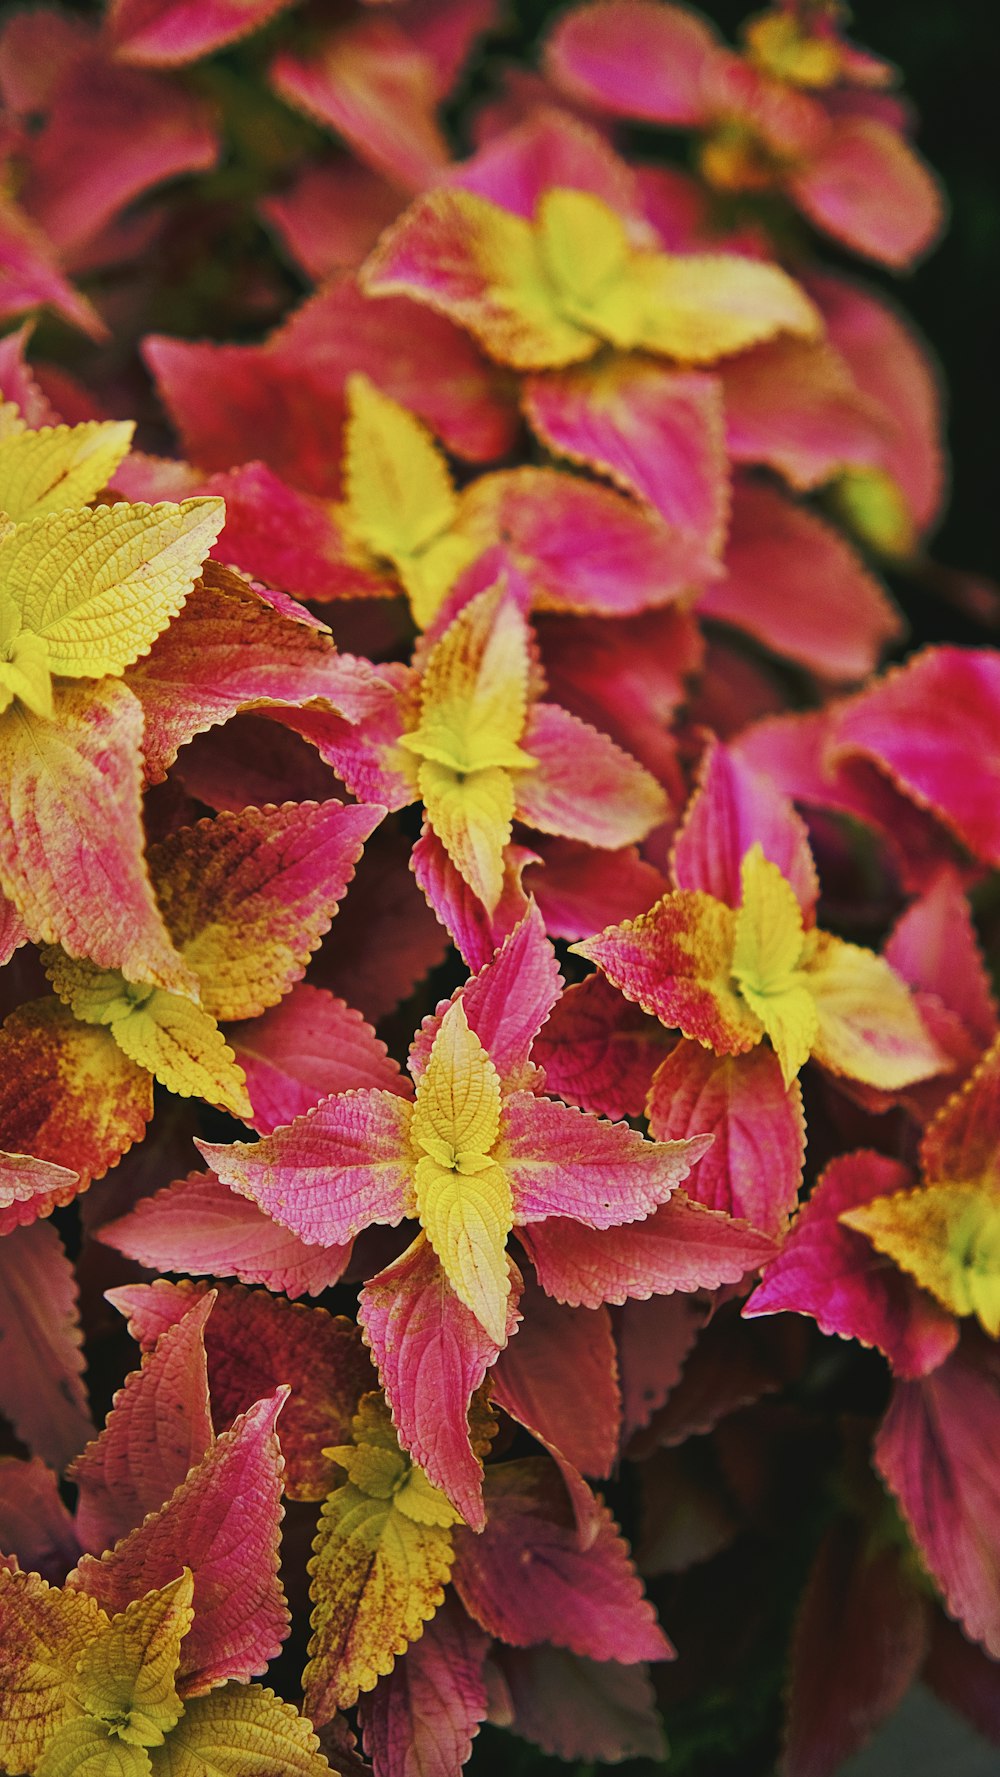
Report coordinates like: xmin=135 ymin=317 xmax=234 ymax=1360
xmin=0 ymin=2 xmax=996 ymax=1774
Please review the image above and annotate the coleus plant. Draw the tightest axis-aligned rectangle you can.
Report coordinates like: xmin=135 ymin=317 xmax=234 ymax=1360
xmin=0 ymin=1 xmax=996 ymax=1776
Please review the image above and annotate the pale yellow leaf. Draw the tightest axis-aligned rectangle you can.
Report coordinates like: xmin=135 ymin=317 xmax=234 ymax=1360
xmin=342 ymin=375 xmax=457 ymax=565
xmin=0 ymin=421 xmax=134 ymax=524
xmin=72 ymin=1573 xmax=193 ymax=1750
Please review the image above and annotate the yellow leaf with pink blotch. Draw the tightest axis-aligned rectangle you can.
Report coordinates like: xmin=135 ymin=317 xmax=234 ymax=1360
xmin=844 ymin=1179 xmax=1000 ymax=1337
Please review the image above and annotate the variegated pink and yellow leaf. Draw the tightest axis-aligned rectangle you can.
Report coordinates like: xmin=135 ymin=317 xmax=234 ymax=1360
xmin=802 ymin=930 xmax=945 ymax=1090
xmin=226 ymin=984 xmax=407 ymax=1137
xmin=672 ymin=737 xmax=818 ymax=916
xmin=358 ymin=1595 xmax=489 ymax=1777
xmin=921 ymin=1038 xmax=1000 ymax=1189
xmin=149 ymin=801 xmax=384 ymax=1021
xmin=100 ymin=1170 xmax=353 ymax=1300
xmin=147 ymin=1683 xmax=333 ymax=1775
xmin=646 ymin=1041 xmax=805 ymax=1236
xmin=359 ymin=1233 xmax=521 ymax=1530
xmin=516 ymin=703 xmax=667 ymax=850
xmin=0 ymin=415 xmax=134 ymax=524
xmin=744 ymin=1152 xmax=959 ymax=1378
xmin=410 ymin=822 xmax=532 ymax=973
xmin=452 ymin=1457 xmax=671 ymax=1663
xmin=0 ymin=998 xmax=152 ymax=1222
xmin=0 ymin=680 xmax=194 ymax=990
xmin=124 ymin=564 xmax=380 ymax=784
xmin=520 ymin=1195 xmax=775 ymax=1309
xmin=844 ymin=1179 xmax=1000 ymax=1339
xmin=875 ymin=1339 xmax=1000 ymax=1658
xmin=574 ymin=891 xmax=763 ymax=1055
xmin=67 ymin=1391 xmax=289 ymax=1695
xmin=499 ymin=1091 xmax=709 ymax=1228
xmin=304 ymin=1394 xmax=459 ymax=1722
xmin=0 ymin=1221 xmax=93 ymax=1473
xmin=70 ymin=1296 xmax=215 ymax=1556
xmin=403 ymin=586 xmax=535 ymax=778
xmin=0 ymin=1568 xmax=105 ymax=1775
xmin=199 ymin=1088 xmax=412 ymax=1250
xmin=363 ymin=187 xmax=598 ymax=371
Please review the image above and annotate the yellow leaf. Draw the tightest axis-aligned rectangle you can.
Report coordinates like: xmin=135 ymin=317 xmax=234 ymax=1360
xmin=146 ymin=1685 xmax=331 ymax=1777
xmin=43 ymin=948 xmax=149 ymax=1026
xmin=342 ymin=375 xmax=458 ymax=567
xmin=0 ymin=628 xmax=53 ymax=719
xmin=733 ymin=845 xmax=817 ymax=1085
xmin=35 ymin=1718 xmax=151 ymax=1777
xmin=396 ymin=531 xmax=482 ymax=631
xmin=803 ymin=931 xmax=945 ymax=1091
xmin=402 ymin=588 xmax=536 ymax=775
xmin=113 ymin=992 xmax=252 ymax=1120
xmin=0 ymin=402 xmax=25 ymax=444
xmin=305 ymin=1400 xmax=456 ymax=1715
xmin=0 ymin=499 xmax=225 ymax=680
xmin=419 ymin=759 xmax=514 ymax=912
xmin=535 ymin=189 xmax=647 ymax=347
xmin=0 ymin=420 xmax=134 ymax=524
xmin=72 ymin=1573 xmax=193 ymax=1750
xmin=413 ymin=1155 xmax=513 ymax=1345
xmin=745 ymin=11 xmax=843 ymax=88
xmin=0 ymin=1569 xmax=105 ymax=1776
xmin=843 ymin=1180 xmax=1000 ymax=1337
xmin=630 ymin=252 xmax=821 ymax=363
xmin=412 ymin=1001 xmax=503 ymax=1166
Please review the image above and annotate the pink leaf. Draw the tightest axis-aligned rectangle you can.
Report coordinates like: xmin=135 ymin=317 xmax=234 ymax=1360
xmin=522 ymin=1194 xmax=775 ymax=1309
xmin=0 ymin=679 xmax=191 ymax=990
xmin=17 ymin=50 xmax=217 ymax=256
xmin=100 ymin=1169 xmax=352 ymax=1299
xmin=0 ymin=192 xmax=106 ymax=340
xmin=0 ymin=1221 xmax=93 ymax=1472
xmin=68 ymin=1390 xmax=289 ymax=1692
xmin=70 ymin=1294 xmax=215 ymax=1555
xmin=453 ymin=1458 xmax=671 ymax=1662
xmin=830 ymin=648 xmax=1000 ymax=866
xmin=451 ymin=107 xmax=638 ymax=221
xmin=700 ymin=479 xmax=901 ymax=681
xmin=524 ymin=359 xmax=727 ymax=554
xmin=125 ymin=564 xmax=378 ymax=784
xmin=0 ymin=1458 xmax=79 ymax=1582
xmin=875 ymin=1339 xmax=1000 ymax=1658
xmin=532 ymin=974 xmax=665 ymax=1120
xmin=782 ymin=1516 xmax=930 ymax=1777
xmin=517 ymin=703 xmax=668 ymax=850
xmin=719 ymin=336 xmax=889 ymax=492
xmin=409 ymin=902 xmax=562 ymax=1089
xmin=501 ymin=1091 xmax=709 ymax=1228
xmin=646 ymin=1043 xmax=805 ymax=1238
xmin=110 ymin=1278 xmax=374 ymax=1503
xmin=527 ymin=837 xmax=668 ymax=944
xmin=494 ymin=1645 xmax=665 ymax=1762
xmin=108 ymin=0 xmax=298 ymax=65
xmin=884 ymin=872 xmax=997 ymax=1051
xmin=744 ymin=1152 xmax=958 ymax=1378
xmin=359 ymin=1234 xmax=519 ymax=1530
xmin=617 ymin=1295 xmax=706 ymax=1443
xmin=790 ymin=117 xmax=943 ymax=270
xmin=411 ymin=823 xmax=532 ymax=973
xmin=271 ymin=20 xmax=450 ymax=193
xmin=199 ymin=1087 xmax=412 ymax=1249
xmin=545 ymin=0 xmax=718 ymax=126
xmin=359 ymin=1597 xmax=489 ymax=1777
xmin=492 ymin=1280 xmax=619 ymax=1479
xmin=672 ymin=736 xmax=818 ymax=915
xmin=228 ymin=984 xmax=407 ymax=1136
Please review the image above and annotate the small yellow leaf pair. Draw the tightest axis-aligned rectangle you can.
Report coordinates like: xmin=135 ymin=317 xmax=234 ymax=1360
xmin=43 ymin=950 xmax=251 ymax=1121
